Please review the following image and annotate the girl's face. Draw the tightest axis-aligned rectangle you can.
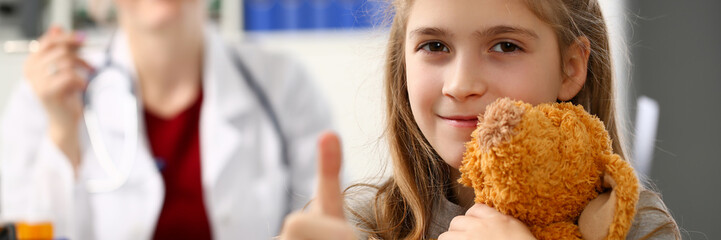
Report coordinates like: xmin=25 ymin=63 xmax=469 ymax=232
xmin=114 ymin=0 xmax=204 ymax=32
xmin=405 ymin=0 xmax=582 ymax=169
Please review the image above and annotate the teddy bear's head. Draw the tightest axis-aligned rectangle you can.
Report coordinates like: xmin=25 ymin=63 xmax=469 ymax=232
xmin=459 ymin=98 xmax=639 ymax=239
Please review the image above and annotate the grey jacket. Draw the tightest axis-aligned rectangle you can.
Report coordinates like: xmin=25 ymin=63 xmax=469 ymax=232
xmin=347 ymin=188 xmax=680 ymax=239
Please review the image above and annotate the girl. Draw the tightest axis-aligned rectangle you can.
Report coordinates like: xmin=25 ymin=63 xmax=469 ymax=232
xmin=280 ymin=0 xmax=680 ymax=239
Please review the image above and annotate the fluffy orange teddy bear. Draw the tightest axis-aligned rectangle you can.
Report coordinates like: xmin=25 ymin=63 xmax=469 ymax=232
xmin=459 ymin=98 xmax=640 ymax=240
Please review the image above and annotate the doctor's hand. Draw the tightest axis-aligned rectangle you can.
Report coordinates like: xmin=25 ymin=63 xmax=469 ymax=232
xmin=439 ymin=204 xmax=536 ymax=240
xmin=24 ymin=26 xmax=93 ymax=170
xmin=279 ymin=132 xmax=355 ymax=240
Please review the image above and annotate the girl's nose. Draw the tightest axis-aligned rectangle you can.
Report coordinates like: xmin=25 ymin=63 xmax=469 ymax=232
xmin=442 ymin=54 xmax=487 ymax=102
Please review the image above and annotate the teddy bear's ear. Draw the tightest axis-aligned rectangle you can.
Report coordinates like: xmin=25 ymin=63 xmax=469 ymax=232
xmin=475 ymin=98 xmax=525 ymax=150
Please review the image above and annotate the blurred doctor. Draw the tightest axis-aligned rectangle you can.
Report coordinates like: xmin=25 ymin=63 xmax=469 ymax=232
xmin=0 ymin=0 xmax=332 ymax=239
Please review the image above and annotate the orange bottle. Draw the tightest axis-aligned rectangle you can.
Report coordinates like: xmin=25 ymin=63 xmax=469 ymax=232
xmin=16 ymin=222 xmax=53 ymax=240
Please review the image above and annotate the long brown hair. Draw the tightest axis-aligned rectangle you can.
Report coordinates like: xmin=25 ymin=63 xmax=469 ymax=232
xmin=349 ymin=0 xmax=677 ymax=239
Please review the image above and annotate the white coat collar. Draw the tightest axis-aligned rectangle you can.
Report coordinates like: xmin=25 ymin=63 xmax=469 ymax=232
xmin=201 ymin=25 xmax=257 ymax=119
xmin=200 ymin=26 xmax=256 ymax=189
xmin=106 ymin=30 xmax=138 ymax=88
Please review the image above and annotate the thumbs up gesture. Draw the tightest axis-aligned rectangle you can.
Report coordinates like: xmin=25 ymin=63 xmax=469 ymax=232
xmin=279 ymin=132 xmax=355 ymax=240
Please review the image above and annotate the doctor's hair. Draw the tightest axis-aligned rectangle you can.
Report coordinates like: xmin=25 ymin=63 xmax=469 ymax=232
xmin=345 ymin=0 xmax=680 ymax=239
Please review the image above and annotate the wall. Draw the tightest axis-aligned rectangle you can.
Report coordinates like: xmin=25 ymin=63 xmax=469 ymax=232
xmin=629 ymin=1 xmax=721 ymax=239
xmin=242 ymin=30 xmax=392 ymax=184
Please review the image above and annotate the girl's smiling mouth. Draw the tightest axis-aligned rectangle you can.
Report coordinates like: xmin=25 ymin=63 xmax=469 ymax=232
xmin=439 ymin=115 xmax=479 ymax=128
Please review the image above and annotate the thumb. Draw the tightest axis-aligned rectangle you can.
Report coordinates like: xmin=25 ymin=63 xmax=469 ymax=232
xmin=315 ymin=131 xmax=345 ymax=219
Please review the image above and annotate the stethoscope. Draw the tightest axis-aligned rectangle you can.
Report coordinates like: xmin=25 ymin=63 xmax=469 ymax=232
xmin=83 ymin=33 xmax=290 ymax=206
xmin=82 ymin=33 xmax=139 ymax=193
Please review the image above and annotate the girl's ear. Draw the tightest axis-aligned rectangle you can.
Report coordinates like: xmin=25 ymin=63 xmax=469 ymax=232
xmin=558 ymin=37 xmax=591 ymax=101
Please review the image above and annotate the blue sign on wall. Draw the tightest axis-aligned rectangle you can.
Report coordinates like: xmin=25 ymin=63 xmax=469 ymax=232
xmin=244 ymin=0 xmax=386 ymax=31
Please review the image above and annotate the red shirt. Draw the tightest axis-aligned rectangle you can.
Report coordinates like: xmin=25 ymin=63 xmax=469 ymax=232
xmin=144 ymin=92 xmax=212 ymax=240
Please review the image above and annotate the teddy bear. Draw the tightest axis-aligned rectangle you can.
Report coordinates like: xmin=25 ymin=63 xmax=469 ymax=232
xmin=458 ymin=98 xmax=639 ymax=240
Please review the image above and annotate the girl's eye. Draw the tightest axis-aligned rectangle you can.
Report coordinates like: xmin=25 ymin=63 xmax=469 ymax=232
xmin=419 ymin=41 xmax=450 ymax=53
xmin=491 ymin=42 xmax=521 ymax=53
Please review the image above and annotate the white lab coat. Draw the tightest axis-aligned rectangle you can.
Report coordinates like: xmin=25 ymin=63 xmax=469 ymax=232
xmin=0 ymin=27 xmax=332 ymax=240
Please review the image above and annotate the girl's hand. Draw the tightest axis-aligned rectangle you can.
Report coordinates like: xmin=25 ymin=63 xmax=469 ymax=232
xmin=279 ymin=132 xmax=355 ymax=240
xmin=578 ymin=176 xmax=616 ymax=240
xmin=439 ymin=204 xmax=536 ymax=240
xmin=24 ymin=26 xmax=93 ymax=169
